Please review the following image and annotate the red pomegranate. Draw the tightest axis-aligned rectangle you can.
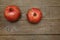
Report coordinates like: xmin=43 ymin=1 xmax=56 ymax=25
xmin=27 ymin=8 xmax=42 ymax=24
xmin=4 ymin=5 xmax=21 ymax=22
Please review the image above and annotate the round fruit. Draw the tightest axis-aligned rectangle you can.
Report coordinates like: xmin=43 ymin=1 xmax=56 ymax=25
xmin=4 ymin=5 xmax=21 ymax=22
xmin=27 ymin=8 xmax=42 ymax=24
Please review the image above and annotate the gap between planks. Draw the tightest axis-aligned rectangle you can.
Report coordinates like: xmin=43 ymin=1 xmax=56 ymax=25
xmin=0 ymin=34 xmax=60 ymax=36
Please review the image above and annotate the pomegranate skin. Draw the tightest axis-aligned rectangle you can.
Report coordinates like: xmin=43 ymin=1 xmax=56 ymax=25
xmin=27 ymin=8 xmax=42 ymax=24
xmin=4 ymin=5 xmax=21 ymax=22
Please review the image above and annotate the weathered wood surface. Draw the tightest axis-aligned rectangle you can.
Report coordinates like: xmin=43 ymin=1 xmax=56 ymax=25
xmin=0 ymin=0 xmax=60 ymax=34
xmin=0 ymin=0 xmax=60 ymax=40
xmin=0 ymin=35 xmax=60 ymax=40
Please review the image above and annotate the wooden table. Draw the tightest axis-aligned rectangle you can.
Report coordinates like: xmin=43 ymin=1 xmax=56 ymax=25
xmin=0 ymin=0 xmax=60 ymax=40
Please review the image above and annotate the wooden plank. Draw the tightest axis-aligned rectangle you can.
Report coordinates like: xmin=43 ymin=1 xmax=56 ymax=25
xmin=0 ymin=35 xmax=60 ymax=40
xmin=32 ymin=35 xmax=60 ymax=40
xmin=0 ymin=6 xmax=60 ymax=20
xmin=0 ymin=36 xmax=32 ymax=40
xmin=0 ymin=0 xmax=60 ymax=6
xmin=0 ymin=17 xmax=60 ymax=34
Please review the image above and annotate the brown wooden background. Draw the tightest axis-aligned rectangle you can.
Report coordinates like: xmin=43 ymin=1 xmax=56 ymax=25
xmin=0 ymin=0 xmax=60 ymax=40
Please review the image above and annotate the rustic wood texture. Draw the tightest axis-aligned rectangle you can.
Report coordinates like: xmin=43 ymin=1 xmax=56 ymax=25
xmin=0 ymin=35 xmax=60 ymax=40
xmin=0 ymin=0 xmax=60 ymax=40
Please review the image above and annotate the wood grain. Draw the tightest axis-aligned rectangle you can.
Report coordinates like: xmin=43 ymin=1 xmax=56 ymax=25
xmin=0 ymin=0 xmax=60 ymax=39
xmin=0 ymin=4 xmax=60 ymax=34
xmin=0 ymin=35 xmax=60 ymax=40
xmin=0 ymin=36 xmax=32 ymax=40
